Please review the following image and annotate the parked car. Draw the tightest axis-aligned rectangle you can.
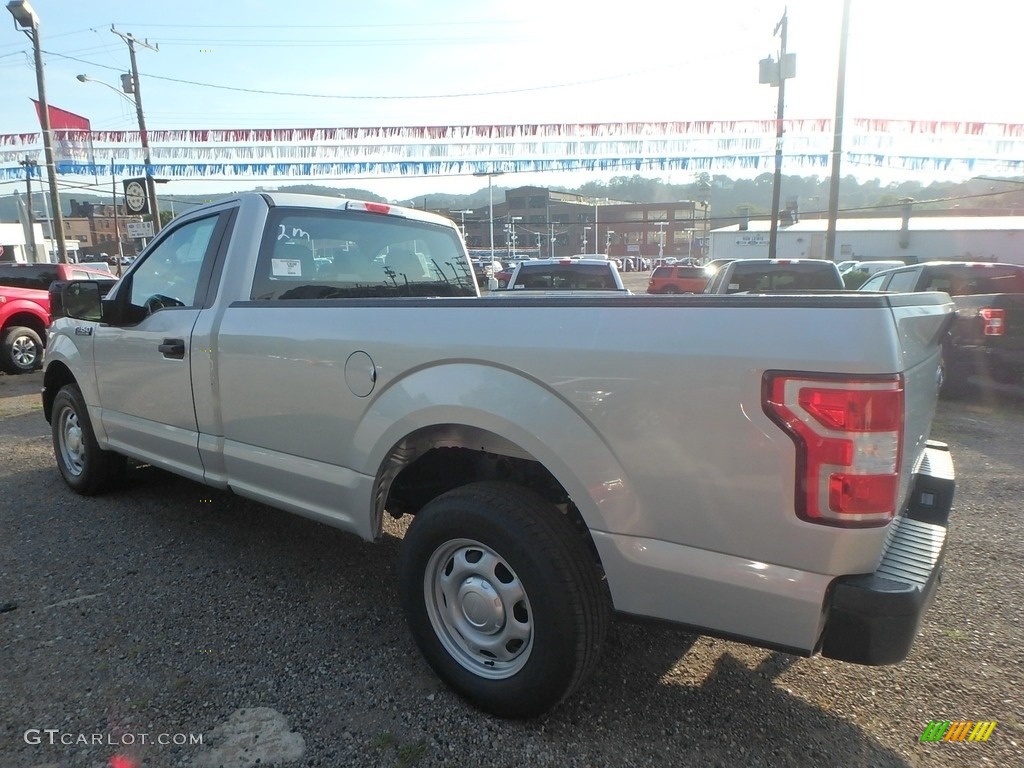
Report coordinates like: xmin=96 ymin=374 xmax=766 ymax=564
xmin=859 ymin=261 xmax=1024 ymax=396
xmin=493 ymin=265 xmax=515 ymax=289
xmin=704 ymin=259 xmax=845 ymax=294
xmin=471 ymin=258 xmax=503 ymax=285
xmin=0 ymin=285 xmax=50 ymax=374
xmin=702 ymin=258 xmax=737 ymax=277
xmin=840 ymin=260 xmax=906 ymax=276
xmin=646 ymin=265 xmax=710 ymax=294
xmin=0 ymin=263 xmax=117 ymax=374
xmin=841 ymin=260 xmax=908 ymax=287
xmin=0 ymin=262 xmax=118 ymax=290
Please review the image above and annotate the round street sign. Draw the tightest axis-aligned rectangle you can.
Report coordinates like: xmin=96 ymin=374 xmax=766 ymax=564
xmin=124 ymin=180 xmax=148 ymax=214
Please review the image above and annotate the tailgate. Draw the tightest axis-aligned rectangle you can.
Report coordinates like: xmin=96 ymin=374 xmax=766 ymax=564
xmin=885 ymin=292 xmax=956 ymax=507
xmin=956 ymin=293 xmax=1024 ymax=350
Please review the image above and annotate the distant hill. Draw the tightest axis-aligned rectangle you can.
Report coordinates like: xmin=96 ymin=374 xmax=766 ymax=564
xmin=4 ymin=175 xmax=1023 ymax=228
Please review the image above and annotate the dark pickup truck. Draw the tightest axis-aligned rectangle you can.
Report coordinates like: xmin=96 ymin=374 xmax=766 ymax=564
xmin=859 ymin=261 xmax=1024 ymax=396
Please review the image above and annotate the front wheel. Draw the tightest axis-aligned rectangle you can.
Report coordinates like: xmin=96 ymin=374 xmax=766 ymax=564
xmin=0 ymin=325 xmax=43 ymax=374
xmin=399 ymin=481 xmax=609 ymax=718
xmin=51 ymin=384 xmax=126 ymax=494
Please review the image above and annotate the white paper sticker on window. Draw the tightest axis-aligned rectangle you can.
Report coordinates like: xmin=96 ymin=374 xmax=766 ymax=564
xmin=271 ymin=258 xmax=302 ymax=277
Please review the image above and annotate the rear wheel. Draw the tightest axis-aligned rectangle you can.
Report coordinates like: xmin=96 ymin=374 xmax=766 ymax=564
xmin=661 ymin=286 xmax=680 ymax=294
xmin=399 ymin=481 xmax=609 ymax=718
xmin=51 ymin=384 xmax=126 ymax=494
xmin=0 ymin=325 xmax=43 ymax=374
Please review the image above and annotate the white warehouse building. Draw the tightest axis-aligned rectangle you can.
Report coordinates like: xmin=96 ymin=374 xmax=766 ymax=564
xmin=709 ymin=215 xmax=1024 ymax=266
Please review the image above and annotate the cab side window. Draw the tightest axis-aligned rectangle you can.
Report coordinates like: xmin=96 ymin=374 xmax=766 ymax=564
xmin=885 ymin=270 xmax=919 ymax=293
xmin=128 ymin=216 xmax=220 ymax=317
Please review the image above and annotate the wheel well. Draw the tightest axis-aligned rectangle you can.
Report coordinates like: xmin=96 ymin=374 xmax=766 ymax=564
xmin=377 ymin=425 xmax=602 ymax=565
xmin=42 ymin=362 xmax=77 ymax=423
xmin=2 ymin=313 xmax=48 ymax=342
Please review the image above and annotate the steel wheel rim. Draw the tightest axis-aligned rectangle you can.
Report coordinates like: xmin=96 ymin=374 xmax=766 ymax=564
xmin=11 ymin=335 xmax=37 ymax=368
xmin=57 ymin=405 xmax=86 ymax=476
xmin=423 ymin=538 xmax=534 ymax=679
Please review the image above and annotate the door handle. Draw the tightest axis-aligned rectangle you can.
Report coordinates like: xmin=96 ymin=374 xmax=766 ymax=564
xmin=158 ymin=338 xmax=186 ymax=359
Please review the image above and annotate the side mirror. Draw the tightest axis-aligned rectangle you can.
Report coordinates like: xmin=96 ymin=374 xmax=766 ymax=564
xmin=51 ymin=281 xmax=104 ymax=321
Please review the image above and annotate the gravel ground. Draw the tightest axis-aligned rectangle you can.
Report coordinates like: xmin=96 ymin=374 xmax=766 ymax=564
xmin=1 ymin=362 xmax=1022 ymax=768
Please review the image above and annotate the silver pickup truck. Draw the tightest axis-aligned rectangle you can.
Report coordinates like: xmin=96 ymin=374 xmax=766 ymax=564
xmin=43 ymin=192 xmax=956 ymax=718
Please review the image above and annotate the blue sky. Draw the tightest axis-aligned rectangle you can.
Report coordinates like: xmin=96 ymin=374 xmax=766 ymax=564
xmin=2 ymin=0 xmax=1022 ymax=201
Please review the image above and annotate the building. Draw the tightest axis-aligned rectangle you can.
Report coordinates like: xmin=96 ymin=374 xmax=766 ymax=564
xmin=0 ymin=221 xmax=79 ymax=263
xmin=445 ymin=185 xmax=712 ymax=261
xmin=710 ymin=207 xmax=1024 ymax=265
xmin=65 ymin=199 xmax=143 ymax=258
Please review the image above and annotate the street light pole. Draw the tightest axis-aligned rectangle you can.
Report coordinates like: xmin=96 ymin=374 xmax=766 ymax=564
xmin=452 ymin=209 xmax=475 ymax=241
xmin=8 ymin=0 xmax=68 ymax=262
xmin=473 ymin=172 xmax=503 ymax=259
xmin=112 ymin=27 xmax=161 ymax=234
xmin=505 ymin=215 xmax=522 ymax=259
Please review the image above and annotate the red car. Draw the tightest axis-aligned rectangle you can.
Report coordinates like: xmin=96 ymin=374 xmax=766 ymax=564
xmin=646 ymin=265 xmax=710 ymax=294
xmin=0 ymin=263 xmax=115 ymax=374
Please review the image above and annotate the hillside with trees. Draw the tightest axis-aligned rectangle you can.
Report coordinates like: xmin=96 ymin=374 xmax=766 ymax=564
xmin=4 ymin=175 xmax=1023 ymax=228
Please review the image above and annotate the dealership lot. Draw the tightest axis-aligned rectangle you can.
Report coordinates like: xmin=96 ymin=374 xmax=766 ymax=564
xmin=1 ymin=368 xmax=1021 ymax=768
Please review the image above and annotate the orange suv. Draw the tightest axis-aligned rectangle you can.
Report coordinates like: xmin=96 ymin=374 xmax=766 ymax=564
xmin=646 ymin=265 xmax=710 ymax=294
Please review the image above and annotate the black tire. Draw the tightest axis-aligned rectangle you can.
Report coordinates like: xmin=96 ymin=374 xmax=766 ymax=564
xmin=0 ymin=325 xmax=43 ymax=374
xmin=51 ymin=384 xmax=126 ymax=495
xmin=661 ymin=286 xmax=680 ymax=294
xmin=399 ymin=481 xmax=609 ymax=718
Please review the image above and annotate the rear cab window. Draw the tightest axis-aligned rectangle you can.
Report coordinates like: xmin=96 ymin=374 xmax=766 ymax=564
xmin=726 ymin=263 xmax=843 ymax=293
xmin=922 ymin=266 xmax=1024 ymax=295
xmin=512 ymin=263 xmax=618 ymax=290
xmin=0 ymin=265 xmax=58 ymax=291
xmin=251 ymin=209 xmax=475 ymax=300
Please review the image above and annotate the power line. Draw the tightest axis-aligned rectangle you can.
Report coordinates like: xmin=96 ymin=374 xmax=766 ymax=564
xmin=37 ymin=47 xmax=730 ymax=101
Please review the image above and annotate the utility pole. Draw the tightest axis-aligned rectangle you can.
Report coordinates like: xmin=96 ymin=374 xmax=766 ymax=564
xmin=8 ymin=1 xmax=69 ymax=261
xmin=111 ymin=159 xmax=124 ymax=274
xmin=18 ymin=158 xmax=39 ymax=260
xmin=760 ymin=9 xmax=795 ymax=260
xmin=112 ymin=27 xmax=161 ymax=234
xmin=825 ymin=0 xmax=852 ymax=261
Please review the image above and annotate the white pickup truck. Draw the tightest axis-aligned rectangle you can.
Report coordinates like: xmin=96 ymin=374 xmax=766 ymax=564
xmin=43 ymin=192 xmax=956 ymax=718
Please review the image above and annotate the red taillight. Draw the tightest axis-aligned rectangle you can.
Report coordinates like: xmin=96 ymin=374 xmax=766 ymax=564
xmin=364 ymin=202 xmax=391 ymax=214
xmin=980 ymin=308 xmax=1005 ymax=336
xmin=764 ymin=374 xmax=904 ymax=527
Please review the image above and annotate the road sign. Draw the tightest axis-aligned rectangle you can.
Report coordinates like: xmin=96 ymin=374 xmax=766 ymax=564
xmin=123 ymin=178 xmax=150 ymax=215
xmin=126 ymin=220 xmax=154 ymax=239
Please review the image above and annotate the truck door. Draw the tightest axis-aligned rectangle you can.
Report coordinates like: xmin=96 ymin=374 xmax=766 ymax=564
xmin=92 ymin=212 xmax=231 ymax=480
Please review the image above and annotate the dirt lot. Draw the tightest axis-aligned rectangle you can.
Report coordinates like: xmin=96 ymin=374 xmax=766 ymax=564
xmin=1 ymin=367 xmax=1022 ymax=768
